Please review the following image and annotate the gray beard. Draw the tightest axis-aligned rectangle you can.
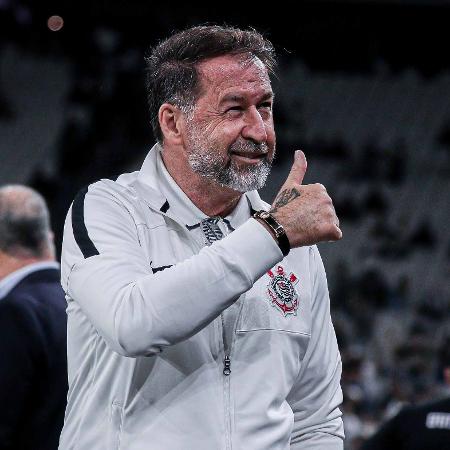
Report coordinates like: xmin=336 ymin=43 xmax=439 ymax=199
xmin=188 ymin=140 xmax=274 ymax=193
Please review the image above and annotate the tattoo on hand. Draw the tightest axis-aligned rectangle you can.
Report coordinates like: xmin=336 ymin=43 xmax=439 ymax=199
xmin=271 ymin=188 xmax=301 ymax=213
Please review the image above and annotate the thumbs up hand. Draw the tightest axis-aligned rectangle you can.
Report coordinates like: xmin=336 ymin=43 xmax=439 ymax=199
xmin=270 ymin=150 xmax=342 ymax=248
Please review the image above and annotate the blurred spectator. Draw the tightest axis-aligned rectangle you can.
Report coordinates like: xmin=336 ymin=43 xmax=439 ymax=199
xmin=0 ymin=185 xmax=67 ymax=450
xmin=361 ymin=336 xmax=450 ymax=450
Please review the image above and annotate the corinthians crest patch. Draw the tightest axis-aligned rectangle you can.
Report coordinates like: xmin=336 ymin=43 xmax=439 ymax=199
xmin=266 ymin=265 xmax=299 ymax=316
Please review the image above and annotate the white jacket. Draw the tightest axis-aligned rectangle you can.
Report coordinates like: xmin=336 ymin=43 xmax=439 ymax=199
xmin=59 ymin=145 xmax=344 ymax=450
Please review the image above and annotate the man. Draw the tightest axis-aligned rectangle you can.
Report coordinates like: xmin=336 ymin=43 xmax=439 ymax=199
xmin=361 ymin=337 xmax=450 ymax=449
xmin=59 ymin=25 xmax=344 ymax=449
xmin=0 ymin=185 xmax=67 ymax=449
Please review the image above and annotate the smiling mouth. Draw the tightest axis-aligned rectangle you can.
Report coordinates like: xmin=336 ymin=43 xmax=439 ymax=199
xmin=231 ymin=151 xmax=268 ymax=163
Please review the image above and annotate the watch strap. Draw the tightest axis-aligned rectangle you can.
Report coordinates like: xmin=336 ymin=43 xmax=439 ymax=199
xmin=253 ymin=210 xmax=290 ymax=256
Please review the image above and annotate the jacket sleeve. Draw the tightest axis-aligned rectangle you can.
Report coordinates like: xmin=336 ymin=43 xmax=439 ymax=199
xmin=61 ymin=182 xmax=283 ymax=357
xmin=288 ymin=245 xmax=344 ymax=449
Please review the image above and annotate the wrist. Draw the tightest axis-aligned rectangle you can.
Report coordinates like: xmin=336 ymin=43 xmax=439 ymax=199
xmin=254 ymin=216 xmax=277 ymax=240
xmin=253 ymin=210 xmax=290 ymax=256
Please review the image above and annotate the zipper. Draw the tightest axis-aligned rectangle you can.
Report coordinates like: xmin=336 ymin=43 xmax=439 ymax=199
xmin=223 ymin=355 xmax=231 ymax=376
xmin=218 ymin=218 xmax=234 ymax=450
xmin=221 ymin=310 xmax=232 ymax=450
xmin=221 ymin=291 xmax=246 ymax=450
xmin=221 ymin=313 xmax=231 ymax=376
xmin=221 ymin=289 xmax=247 ymax=450
xmin=218 ymin=217 xmax=234 ymax=377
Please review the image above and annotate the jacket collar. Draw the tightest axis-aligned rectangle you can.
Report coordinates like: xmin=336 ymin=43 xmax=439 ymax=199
xmin=135 ymin=143 xmax=171 ymax=212
xmin=0 ymin=262 xmax=60 ymax=300
xmin=133 ymin=144 xmax=269 ymax=224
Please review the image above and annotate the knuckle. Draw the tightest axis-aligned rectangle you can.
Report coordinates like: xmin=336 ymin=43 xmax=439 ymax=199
xmin=318 ymin=194 xmax=330 ymax=206
xmin=323 ymin=223 xmax=340 ymax=240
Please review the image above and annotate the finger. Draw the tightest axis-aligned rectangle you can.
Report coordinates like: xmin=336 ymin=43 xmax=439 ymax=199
xmin=331 ymin=225 xmax=343 ymax=241
xmin=324 ymin=222 xmax=342 ymax=242
xmin=286 ymin=150 xmax=307 ymax=185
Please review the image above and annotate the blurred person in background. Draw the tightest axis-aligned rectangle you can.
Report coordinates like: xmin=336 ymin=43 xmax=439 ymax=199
xmin=59 ymin=25 xmax=344 ymax=449
xmin=0 ymin=185 xmax=67 ymax=450
xmin=361 ymin=336 xmax=450 ymax=450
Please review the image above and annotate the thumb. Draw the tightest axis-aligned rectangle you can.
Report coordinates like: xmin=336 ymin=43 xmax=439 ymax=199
xmin=286 ymin=150 xmax=307 ymax=185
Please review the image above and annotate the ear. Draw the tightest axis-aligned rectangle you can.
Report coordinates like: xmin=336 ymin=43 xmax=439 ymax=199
xmin=158 ymin=103 xmax=184 ymax=145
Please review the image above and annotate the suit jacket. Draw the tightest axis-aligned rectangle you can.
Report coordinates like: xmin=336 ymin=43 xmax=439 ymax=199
xmin=0 ymin=268 xmax=68 ymax=450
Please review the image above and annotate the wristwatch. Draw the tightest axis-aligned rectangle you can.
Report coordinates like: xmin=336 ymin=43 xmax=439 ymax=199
xmin=253 ymin=210 xmax=290 ymax=256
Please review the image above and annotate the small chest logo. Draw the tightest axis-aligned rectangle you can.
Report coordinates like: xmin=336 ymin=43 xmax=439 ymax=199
xmin=266 ymin=266 xmax=299 ymax=316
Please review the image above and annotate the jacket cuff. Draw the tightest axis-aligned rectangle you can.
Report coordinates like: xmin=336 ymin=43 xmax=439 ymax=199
xmin=218 ymin=217 xmax=283 ymax=282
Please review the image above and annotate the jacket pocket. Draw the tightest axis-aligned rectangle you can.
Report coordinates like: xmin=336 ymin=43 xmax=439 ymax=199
xmin=108 ymin=401 xmax=124 ymax=450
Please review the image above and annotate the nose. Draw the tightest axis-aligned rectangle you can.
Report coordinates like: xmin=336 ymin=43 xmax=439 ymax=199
xmin=241 ymin=106 xmax=267 ymax=144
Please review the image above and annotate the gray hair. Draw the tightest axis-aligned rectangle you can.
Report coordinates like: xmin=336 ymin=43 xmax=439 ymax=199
xmin=0 ymin=185 xmax=53 ymax=258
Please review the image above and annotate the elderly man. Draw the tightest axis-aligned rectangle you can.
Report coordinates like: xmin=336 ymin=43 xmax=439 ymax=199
xmin=0 ymin=185 xmax=67 ymax=449
xmin=60 ymin=25 xmax=344 ymax=449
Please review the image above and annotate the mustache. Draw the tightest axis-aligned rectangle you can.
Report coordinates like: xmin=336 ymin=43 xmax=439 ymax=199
xmin=229 ymin=140 xmax=269 ymax=154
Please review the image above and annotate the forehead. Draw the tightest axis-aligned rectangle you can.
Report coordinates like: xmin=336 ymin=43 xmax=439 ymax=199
xmin=196 ymin=54 xmax=272 ymax=100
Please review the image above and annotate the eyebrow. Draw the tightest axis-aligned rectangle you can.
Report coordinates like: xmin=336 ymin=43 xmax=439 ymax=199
xmin=219 ymin=92 xmax=274 ymax=105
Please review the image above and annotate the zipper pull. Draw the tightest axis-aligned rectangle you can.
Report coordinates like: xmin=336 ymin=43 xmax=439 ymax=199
xmin=223 ymin=355 xmax=231 ymax=376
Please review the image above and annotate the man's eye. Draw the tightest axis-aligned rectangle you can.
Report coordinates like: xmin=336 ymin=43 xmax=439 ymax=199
xmin=259 ymin=102 xmax=272 ymax=110
xmin=226 ymin=106 xmax=243 ymax=112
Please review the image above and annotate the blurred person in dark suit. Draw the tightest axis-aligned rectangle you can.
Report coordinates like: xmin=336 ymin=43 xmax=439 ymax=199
xmin=0 ymin=185 xmax=67 ymax=450
xmin=361 ymin=337 xmax=450 ymax=450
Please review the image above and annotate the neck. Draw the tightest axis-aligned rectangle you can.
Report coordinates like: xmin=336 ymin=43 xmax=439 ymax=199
xmin=162 ymin=145 xmax=242 ymax=217
xmin=0 ymin=250 xmax=54 ymax=282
